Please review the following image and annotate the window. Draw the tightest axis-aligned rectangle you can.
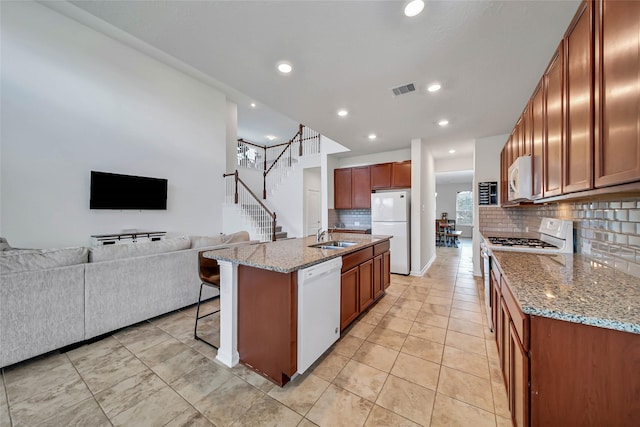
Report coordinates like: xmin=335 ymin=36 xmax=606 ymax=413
xmin=456 ymin=191 xmax=473 ymax=226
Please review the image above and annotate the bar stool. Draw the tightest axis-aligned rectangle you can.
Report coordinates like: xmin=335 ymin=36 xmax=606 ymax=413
xmin=194 ymin=251 xmax=221 ymax=349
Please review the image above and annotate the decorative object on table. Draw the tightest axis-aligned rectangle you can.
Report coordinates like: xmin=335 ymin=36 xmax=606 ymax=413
xmin=441 ymin=212 xmax=448 ymax=220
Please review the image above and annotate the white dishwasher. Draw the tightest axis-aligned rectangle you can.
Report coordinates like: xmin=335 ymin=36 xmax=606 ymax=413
xmin=297 ymin=256 xmax=342 ymax=375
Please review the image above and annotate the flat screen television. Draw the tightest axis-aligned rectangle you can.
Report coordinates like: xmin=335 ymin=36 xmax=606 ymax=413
xmin=90 ymin=171 xmax=168 ymax=210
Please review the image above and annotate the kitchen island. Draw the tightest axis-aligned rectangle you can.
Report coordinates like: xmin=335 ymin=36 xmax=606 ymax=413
xmin=203 ymin=233 xmax=391 ymax=386
xmin=489 ymin=251 xmax=640 ymax=426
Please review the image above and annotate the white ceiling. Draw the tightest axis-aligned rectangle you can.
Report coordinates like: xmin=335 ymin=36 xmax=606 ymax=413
xmin=62 ymin=0 xmax=580 ymax=158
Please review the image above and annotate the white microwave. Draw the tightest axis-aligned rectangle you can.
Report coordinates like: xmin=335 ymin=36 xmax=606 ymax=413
xmin=508 ymin=156 xmax=532 ymax=201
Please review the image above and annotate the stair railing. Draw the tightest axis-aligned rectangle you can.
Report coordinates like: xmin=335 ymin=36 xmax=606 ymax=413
xmin=224 ymin=171 xmax=277 ymax=242
xmin=236 ymin=124 xmax=320 ymax=199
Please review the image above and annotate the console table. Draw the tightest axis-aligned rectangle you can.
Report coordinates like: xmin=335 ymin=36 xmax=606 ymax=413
xmin=91 ymin=231 xmax=166 ymax=246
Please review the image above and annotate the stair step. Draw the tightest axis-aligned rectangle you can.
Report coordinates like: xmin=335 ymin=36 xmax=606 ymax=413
xmin=275 ymin=231 xmax=288 ymax=240
xmin=275 ymin=226 xmax=282 ymax=232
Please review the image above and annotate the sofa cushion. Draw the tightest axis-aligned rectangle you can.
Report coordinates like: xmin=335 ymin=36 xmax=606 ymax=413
xmin=0 ymin=247 xmax=89 ymax=274
xmin=89 ymin=236 xmax=191 ymax=263
xmin=0 ymin=237 xmax=10 ymax=251
xmin=190 ymin=234 xmax=226 ymax=249
xmin=224 ymin=231 xmax=250 ymax=244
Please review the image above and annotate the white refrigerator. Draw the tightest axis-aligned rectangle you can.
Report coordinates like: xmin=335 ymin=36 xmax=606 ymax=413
xmin=371 ymin=190 xmax=410 ymax=275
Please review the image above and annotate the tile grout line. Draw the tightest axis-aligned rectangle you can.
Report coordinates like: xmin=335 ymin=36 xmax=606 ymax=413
xmin=1 ymin=368 xmax=14 ymax=427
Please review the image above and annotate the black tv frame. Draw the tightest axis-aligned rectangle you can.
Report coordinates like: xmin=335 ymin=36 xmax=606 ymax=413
xmin=90 ymin=171 xmax=168 ymax=210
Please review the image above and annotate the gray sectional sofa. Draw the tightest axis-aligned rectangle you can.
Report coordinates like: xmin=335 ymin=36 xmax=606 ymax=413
xmin=0 ymin=232 xmax=253 ymax=368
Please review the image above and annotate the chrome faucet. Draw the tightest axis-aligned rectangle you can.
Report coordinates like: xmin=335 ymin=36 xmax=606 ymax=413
xmin=316 ymin=228 xmax=327 ymax=242
xmin=329 ymin=225 xmax=337 ymax=240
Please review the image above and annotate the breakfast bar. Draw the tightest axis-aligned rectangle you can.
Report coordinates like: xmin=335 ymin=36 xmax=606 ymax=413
xmin=204 ymin=233 xmax=391 ymax=386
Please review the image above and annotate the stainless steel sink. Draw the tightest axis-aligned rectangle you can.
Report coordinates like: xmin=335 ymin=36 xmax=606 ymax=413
xmin=309 ymin=240 xmax=358 ymax=250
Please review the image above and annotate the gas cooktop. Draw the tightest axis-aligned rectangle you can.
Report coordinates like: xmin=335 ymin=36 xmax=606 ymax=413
xmin=487 ymin=237 xmax=558 ymax=249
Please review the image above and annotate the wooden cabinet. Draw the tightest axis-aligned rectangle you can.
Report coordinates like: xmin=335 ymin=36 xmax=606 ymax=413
xmin=334 ymin=166 xmax=371 ymax=209
xmin=492 ymin=253 xmax=640 ymax=426
xmin=531 ymin=82 xmax=545 ymax=199
xmin=522 ymin=105 xmax=532 ymax=158
xmin=358 ymin=259 xmax=374 ymax=311
xmin=510 ymin=323 xmax=529 ymax=427
xmin=334 ymin=168 xmax=352 ymax=209
xmin=340 ymin=266 xmax=359 ymax=330
xmin=238 ymin=265 xmax=297 ymax=386
xmin=564 ymin=0 xmax=594 ymax=193
xmin=371 ymin=161 xmax=411 ymax=189
xmin=594 ymin=0 xmax=640 ymax=187
xmin=391 ymin=161 xmax=411 ymax=188
xmin=383 ymin=251 xmax=391 ymax=289
xmin=371 ymin=163 xmax=391 ymax=189
xmin=500 ymin=0 xmax=640 ymax=201
xmin=351 ymin=166 xmax=371 ymax=208
xmin=543 ymin=44 xmax=565 ymax=197
xmin=340 ymin=242 xmax=390 ymax=330
xmin=373 ymin=254 xmax=384 ymax=299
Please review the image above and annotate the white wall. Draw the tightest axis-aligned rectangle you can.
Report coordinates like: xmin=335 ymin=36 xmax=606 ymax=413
xmin=436 ymin=183 xmax=473 ymax=237
xmin=337 ymin=148 xmax=411 ymax=168
xmin=1 ymin=1 xmax=228 ymax=248
xmin=472 ymin=133 xmax=508 ymax=274
xmin=409 ymin=139 xmax=436 ymax=275
xmin=434 ymin=156 xmax=474 ymax=173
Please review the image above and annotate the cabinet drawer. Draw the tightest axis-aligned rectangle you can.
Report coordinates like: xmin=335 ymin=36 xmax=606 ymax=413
xmin=342 ymin=247 xmax=374 ymax=273
xmin=501 ymin=280 xmax=529 ymax=350
xmin=373 ymin=240 xmax=390 ymax=256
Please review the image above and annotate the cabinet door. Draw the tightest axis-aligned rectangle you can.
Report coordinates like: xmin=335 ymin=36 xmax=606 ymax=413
xmin=359 ymin=259 xmax=374 ymax=311
xmin=371 ymin=163 xmax=391 ymax=189
xmin=383 ymin=251 xmax=391 ymax=289
xmin=510 ymin=322 xmax=530 ymax=427
xmin=513 ymin=118 xmax=522 ymax=160
xmin=544 ymin=44 xmax=565 ymax=197
xmin=531 ymin=82 xmax=545 ymax=199
xmin=373 ymin=254 xmax=384 ymax=299
xmin=522 ymin=105 xmax=532 ymax=157
xmin=391 ymin=161 xmax=411 ymax=188
xmin=351 ymin=166 xmax=371 ymax=208
xmin=594 ymin=0 xmax=640 ymax=187
xmin=564 ymin=1 xmax=594 ymax=194
xmin=334 ymin=168 xmax=352 ymax=209
xmin=500 ymin=147 xmax=509 ymax=206
xmin=491 ymin=270 xmax=500 ymax=338
xmin=500 ymin=298 xmax=511 ymax=389
xmin=340 ymin=267 xmax=359 ymax=330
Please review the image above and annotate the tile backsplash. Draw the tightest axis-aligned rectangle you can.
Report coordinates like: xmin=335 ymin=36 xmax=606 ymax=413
xmin=479 ymin=197 xmax=640 ymax=278
xmin=328 ymin=209 xmax=371 ymax=229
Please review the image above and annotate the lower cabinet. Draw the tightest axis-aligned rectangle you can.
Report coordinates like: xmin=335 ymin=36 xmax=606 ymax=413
xmin=237 ymin=265 xmax=297 ymax=387
xmin=491 ymin=257 xmax=638 ymax=426
xmin=340 ymin=241 xmax=391 ymax=331
xmin=359 ymin=259 xmax=374 ymax=312
xmin=340 ymin=266 xmax=359 ymax=330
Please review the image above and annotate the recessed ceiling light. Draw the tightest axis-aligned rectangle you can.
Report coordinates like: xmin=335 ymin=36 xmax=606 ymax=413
xmin=277 ymin=62 xmax=292 ymax=74
xmin=404 ymin=0 xmax=425 ymax=17
xmin=266 ymin=135 xmax=277 ymax=141
xmin=449 ymin=149 xmax=456 ymax=154
xmin=438 ymin=119 xmax=449 ymax=126
xmin=427 ymin=83 xmax=441 ymax=92
xmin=337 ymin=109 xmax=348 ymax=117
xmin=250 ymin=103 xmax=256 ymax=108
xmin=368 ymin=134 xmax=377 ymax=140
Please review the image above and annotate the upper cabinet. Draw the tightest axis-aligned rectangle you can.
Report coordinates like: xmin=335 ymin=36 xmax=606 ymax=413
xmin=543 ymin=43 xmax=565 ymax=198
xmin=334 ymin=168 xmax=353 ymax=209
xmin=564 ymin=1 xmax=594 ymax=193
xmin=531 ymin=82 xmax=545 ymax=199
xmin=334 ymin=166 xmax=370 ymax=209
xmin=501 ymin=0 xmax=640 ymax=203
xmin=371 ymin=161 xmax=412 ymax=189
xmin=370 ymin=163 xmax=391 ymax=189
xmin=594 ymin=0 xmax=640 ymax=187
xmin=391 ymin=161 xmax=412 ymax=188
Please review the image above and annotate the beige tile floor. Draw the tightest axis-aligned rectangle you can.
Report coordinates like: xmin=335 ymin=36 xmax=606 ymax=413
xmin=0 ymin=239 xmax=512 ymax=426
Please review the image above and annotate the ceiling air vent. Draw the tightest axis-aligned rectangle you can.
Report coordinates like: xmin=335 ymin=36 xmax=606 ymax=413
xmin=391 ymin=83 xmax=416 ymax=96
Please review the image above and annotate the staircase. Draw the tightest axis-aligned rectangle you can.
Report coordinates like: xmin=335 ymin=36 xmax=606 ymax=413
xmin=225 ymin=125 xmax=320 ymax=242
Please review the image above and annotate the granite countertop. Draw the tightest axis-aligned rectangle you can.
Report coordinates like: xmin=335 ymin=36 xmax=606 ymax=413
xmin=203 ymin=233 xmax=391 ymax=274
xmin=491 ymin=251 xmax=640 ymax=334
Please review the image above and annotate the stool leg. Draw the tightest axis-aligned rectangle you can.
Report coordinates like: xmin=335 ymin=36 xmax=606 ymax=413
xmin=194 ymin=282 xmax=205 ymax=338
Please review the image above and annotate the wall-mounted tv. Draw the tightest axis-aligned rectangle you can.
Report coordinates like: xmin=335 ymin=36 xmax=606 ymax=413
xmin=90 ymin=171 xmax=168 ymax=210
